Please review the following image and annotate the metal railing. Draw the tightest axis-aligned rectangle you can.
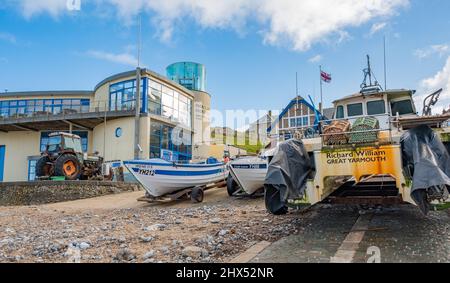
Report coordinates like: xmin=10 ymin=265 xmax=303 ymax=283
xmin=0 ymin=100 xmax=137 ymax=121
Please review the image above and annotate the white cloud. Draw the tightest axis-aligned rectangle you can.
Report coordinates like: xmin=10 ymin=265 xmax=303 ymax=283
xmin=86 ymin=50 xmax=138 ymax=67
xmin=417 ymin=56 xmax=450 ymax=113
xmin=309 ymin=55 xmax=323 ymax=63
xmin=19 ymin=0 xmax=68 ymax=18
xmin=15 ymin=0 xmax=409 ymax=51
xmin=0 ymin=32 xmax=16 ymax=44
xmin=370 ymin=22 xmax=387 ymax=35
xmin=414 ymin=44 xmax=450 ymax=59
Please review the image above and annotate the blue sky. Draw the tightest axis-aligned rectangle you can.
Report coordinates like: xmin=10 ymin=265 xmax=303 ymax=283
xmin=1 ymin=0 xmax=450 ymax=125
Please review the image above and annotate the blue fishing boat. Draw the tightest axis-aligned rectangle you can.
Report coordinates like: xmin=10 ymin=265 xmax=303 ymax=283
xmin=124 ymin=158 xmax=228 ymax=199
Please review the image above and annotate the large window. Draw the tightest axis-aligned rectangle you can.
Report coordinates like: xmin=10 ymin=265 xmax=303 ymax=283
xmin=0 ymin=99 xmax=90 ymax=118
xmin=367 ymin=100 xmax=386 ymax=115
xmin=347 ymin=103 xmax=363 ymax=117
xmin=40 ymin=131 xmax=88 ymax=152
xmin=109 ymin=79 xmax=145 ymax=112
xmin=288 ymin=116 xmax=310 ymax=128
xmin=150 ymin=122 xmax=192 ymax=161
xmin=391 ymin=100 xmax=415 ymax=116
xmin=148 ymin=79 xmax=192 ymax=128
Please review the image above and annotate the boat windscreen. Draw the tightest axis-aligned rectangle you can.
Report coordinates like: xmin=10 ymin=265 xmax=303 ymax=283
xmin=391 ymin=100 xmax=415 ymax=116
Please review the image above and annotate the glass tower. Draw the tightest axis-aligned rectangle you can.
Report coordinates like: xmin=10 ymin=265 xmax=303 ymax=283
xmin=166 ymin=62 xmax=206 ymax=92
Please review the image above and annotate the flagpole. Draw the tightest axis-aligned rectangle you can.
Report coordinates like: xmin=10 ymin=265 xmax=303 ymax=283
xmin=319 ymin=65 xmax=323 ymax=113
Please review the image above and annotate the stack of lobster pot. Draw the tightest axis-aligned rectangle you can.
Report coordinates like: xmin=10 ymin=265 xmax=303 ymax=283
xmin=348 ymin=117 xmax=380 ymax=144
xmin=323 ymin=120 xmax=351 ymax=145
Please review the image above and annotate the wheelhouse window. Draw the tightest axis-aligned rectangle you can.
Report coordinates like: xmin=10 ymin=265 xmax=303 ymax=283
xmin=367 ymin=100 xmax=386 ymax=115
xmin=391 ymin=100 xmax=415 ymax=116
xmin=347 ymin=103 xmax=363 ymax=117
xmin=335 ymin=106 xmax=344 ymax=119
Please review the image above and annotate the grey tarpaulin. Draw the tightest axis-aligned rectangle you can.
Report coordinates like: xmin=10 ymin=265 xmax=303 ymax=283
xmin=401 ymin=125 xmax=450 ymax=214
xmin=264 ymin=139 xmax=313 ymax=214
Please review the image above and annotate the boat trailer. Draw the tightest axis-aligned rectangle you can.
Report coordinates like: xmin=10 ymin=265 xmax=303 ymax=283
xmin=137 ymin=180 xmax=226 ymax=203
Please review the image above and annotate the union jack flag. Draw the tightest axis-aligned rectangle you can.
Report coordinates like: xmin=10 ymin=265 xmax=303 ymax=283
xmin=321 ymin=70 xmax=332 ymax=83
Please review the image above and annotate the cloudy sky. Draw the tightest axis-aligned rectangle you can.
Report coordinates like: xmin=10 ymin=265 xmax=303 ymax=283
xmin=0 ymin=0 xmax=450 ymax=117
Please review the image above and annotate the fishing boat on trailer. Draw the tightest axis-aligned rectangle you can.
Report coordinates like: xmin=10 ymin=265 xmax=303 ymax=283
xmin=227 ymin=156 xmax=268 ymax=196
xmin=124 ymin=158 xmax=228 ymax=202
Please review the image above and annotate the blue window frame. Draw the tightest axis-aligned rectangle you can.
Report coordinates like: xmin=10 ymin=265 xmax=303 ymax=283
xmin=0 ymin=145 xmax=5 ymax=182
xmin=0 ymin=99 xmax=90 ymax=118
xmin=109 ymin=78 xmax=147 ymax=113
xmin=40 ymin=131 xmax=88 ymax=152
xmin=28 ymin=159 xmax=37 ymax=181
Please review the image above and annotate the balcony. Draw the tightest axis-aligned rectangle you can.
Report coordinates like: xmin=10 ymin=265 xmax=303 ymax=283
xmin=0 ymin=100 xmax=137 ymax=132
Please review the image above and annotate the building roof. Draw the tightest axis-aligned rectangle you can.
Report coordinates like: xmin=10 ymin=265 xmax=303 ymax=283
xmin=332 ymin=89 xmax=414 ymax=104
xmin=0 ymin=67 xmax=199 ymax=101
xmin=322 ymin=107 xmax=335 ymax=120
xmin=267 ymin=96 xmax=322 ymax=133
xmin=0 ymin=90 xmax=93 ymax=99
xmin=94 ymin=68 xmax=197 ymax=98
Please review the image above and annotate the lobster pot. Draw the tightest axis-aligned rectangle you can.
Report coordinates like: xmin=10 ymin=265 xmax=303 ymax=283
xmin=348 ymin=117 xmax=380 ymax=144
xmin=323 ymin=120 xmax=351 ymax=145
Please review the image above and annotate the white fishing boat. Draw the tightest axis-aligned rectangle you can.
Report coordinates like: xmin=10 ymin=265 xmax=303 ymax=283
xmin=124 ymin=158 xmax=228 ymax=200
xmin=227 ymin=156 xmax=268 ymax=196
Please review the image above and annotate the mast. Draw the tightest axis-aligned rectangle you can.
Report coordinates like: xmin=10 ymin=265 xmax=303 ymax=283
xmin=383 ymin=36 xmax=387 ymax=91
xmin=319 ymin=65 xmax=323 ymax=113
xmin=134 ymin=13 xmax=142 ymax=159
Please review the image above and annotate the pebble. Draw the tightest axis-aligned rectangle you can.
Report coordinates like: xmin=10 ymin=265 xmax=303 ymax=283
xmin=160 ymin=246 xmax=170 ymax=255
xmin=79 ymin=242 xmax=90 ymax=250
xmin=218 ymin=230 xmax=228 ymax=237
xmin=210 ymin=218 xmax=221 ymax=224
xmin=114 ymin=248 xmax=136 ymax=262
xmin=140 ymin=236 xmax=154 ymax=243
xmin=182 ymin=246 xmax=208 ymax=259
xmin=142 ymin=250 xmax=155 ymax=260
xmin=144 ymin=224 xmax=167 ymax=232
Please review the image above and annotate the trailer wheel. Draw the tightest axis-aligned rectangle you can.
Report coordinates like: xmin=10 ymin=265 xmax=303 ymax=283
xmin=227 ymin=174 xmax=239 ymax=196
xmin=265 ymin=186 xmax=288 ymax=215
xmin=55 ymin=154 xmax=82 ymax=180
xmin=191 ymin=187 xmax=204 ymax=203
xmin=36 ymin=156 xmax=52 ymax=177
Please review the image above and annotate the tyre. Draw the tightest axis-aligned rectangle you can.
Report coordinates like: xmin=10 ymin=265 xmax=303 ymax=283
xmin=54 ymin=154 xmax=82 ymax=180
xmin=226 ymin=174 xmax=239 ymax=196
xmin=35 ymin=156 xmax=52 ymax=177
xmin=265 ymin=185 xmax=288 ymax=215
xmin=191 ymin=187 xmax=204 ymax=203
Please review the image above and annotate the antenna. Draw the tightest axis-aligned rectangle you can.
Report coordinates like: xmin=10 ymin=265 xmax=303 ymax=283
xmin=367 ymin=55 xmax=372 ymax=86
xmin=383 ymin=36 xmax=387 ymax=91
xmin=296 ymin=72 xmax=299 ymax=110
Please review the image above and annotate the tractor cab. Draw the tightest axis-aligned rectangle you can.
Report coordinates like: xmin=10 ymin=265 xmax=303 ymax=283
xmin=46 ymin=132 xmax=83 ymax=155
xmin=36 ymin=132 xmax=104 ymax=181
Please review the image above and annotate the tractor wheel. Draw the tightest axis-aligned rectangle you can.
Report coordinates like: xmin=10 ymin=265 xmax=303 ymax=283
xmin=35 ymin=156 xmax=52 ymax=178
xmin=55 ymin=155 xmax=82 ymax=180
xmin=227 ymin=174 xmax=239 ymax=196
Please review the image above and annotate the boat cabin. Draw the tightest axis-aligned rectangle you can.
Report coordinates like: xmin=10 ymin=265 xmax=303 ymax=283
xmin=332 ymin=89 xmax=418 ymax=130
